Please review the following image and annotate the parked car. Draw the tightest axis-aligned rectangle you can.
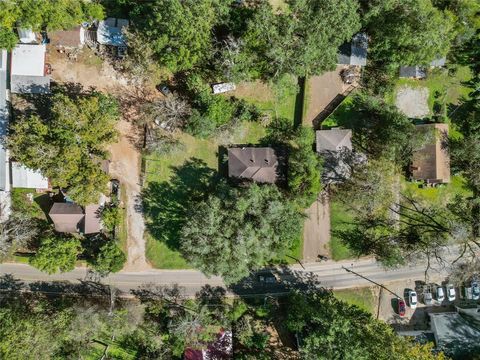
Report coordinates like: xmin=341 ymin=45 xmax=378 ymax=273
xmin=446 ymin=284 xmax=456 ymax=302
xmin=471 ymin=281 xmax=480 ymax=300
xmin=424 ymin=291 xmax=433 ymax=305
xmin=110 ymin=179 xmax=120 ymax=200
xmin=464 ymin=286 xmax=473 ymax=300
xmin=157 ymin=83 xmax=171 ymax=96
xmin=257 ymin=272 xmax=277 ymax=285
xmin=409 ymin=291 xmax=418 ymax=309
xmin=398 ymin=299 xmax=406 ymax=317
xmin=436 ymin=286 xmax=445 ymax=302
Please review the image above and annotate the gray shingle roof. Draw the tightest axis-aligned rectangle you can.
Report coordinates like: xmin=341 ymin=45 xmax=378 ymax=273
xmin=316 ymin=129 xmax=352 ymax=152
xmin=228 ymin=147 xmax=284 ymax=184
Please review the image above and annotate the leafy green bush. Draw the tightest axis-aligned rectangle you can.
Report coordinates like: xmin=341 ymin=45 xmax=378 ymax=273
xmin=30 ymin=235 xmax=81 ymax=274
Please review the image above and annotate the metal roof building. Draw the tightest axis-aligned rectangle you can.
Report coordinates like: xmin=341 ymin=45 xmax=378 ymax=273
xmin=97 ymin=18 xmax=128 ymax=46
xmin=11 ymin=44 xmax=50 ymax=94
xmin=337 ymin=33 xmax=368 ymax=66
xmin=11 ymin=162 xmax=49 ymax=189
xmin=0 ymin=50 xmax=9 ymax=192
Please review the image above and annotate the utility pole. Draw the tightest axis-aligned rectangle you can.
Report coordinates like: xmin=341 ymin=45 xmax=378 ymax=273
xmin=341 ymin=266 xmax=402 ymax=298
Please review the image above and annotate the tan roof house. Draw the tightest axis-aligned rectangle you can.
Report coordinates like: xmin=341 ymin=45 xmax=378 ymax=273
xmin=228 ymin=147 xmax=285 ymax=184
xmin=411 ymin=123 xmax=450 ymax=184
xmin=49 ymin=203 xmax=84 ymax=233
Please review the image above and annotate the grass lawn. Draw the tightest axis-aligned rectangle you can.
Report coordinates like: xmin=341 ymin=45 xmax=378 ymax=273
xmin=402 ymin=175 xmax=471 ymax=206
xmin=334 ymin=287 xmax=376 ymax=314
xmin=321 ymin=95 xmax=358 ymax=129
xmin=329 ymin=199 xmax=355 ymax=261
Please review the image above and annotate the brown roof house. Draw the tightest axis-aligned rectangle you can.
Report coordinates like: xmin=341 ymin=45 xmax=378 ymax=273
xmin=49 ymin=203 xmax=85 ymax=233
xmin=411 ymin=123 xmax=450 ymax=184
xmin=49 ymin=193 xmax=102 ymax=234
xmin=228 ymin=147 xmax=285 ymax=184
xmin=316 ymin=128 xmax=362 ymax=184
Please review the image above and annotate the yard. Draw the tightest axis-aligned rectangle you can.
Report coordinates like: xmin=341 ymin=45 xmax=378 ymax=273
xmin=329 ymin=199 xmax=355 ymax=261
xmin=334 ymin=287 xmax=378 ymax=314
xmin=143 ymin=78 xmax=304 ymax=269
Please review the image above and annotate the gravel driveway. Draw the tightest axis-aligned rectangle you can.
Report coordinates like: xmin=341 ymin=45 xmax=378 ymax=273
xmin=395 ymin=86 xmax=430 ymax=118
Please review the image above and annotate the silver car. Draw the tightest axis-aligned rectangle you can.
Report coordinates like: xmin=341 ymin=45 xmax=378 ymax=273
xmin=472 ymin=281 xmax=480 ymax=300
xmin=436 ymin=286 xmax=445 ymax=302
xmin=446 ymin=284 xmax=456 ymax=302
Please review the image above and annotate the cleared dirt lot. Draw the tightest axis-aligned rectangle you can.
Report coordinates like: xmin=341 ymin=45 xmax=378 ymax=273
xmin=395 ymin=86 xmax=430 ymax=118
xmin=302 ymin=194 xmax=330 ymax=262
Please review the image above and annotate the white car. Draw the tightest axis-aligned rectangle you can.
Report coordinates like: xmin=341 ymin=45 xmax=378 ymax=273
xmin=409 ymin=291 xmax=418 ymax=309
xmin=437 ymin=287 xmax=445 ymax=302
xmin=446 ymin=284 xmax=456 ymax=302
xmin=472 ymin=281 xmax=480 ymax=300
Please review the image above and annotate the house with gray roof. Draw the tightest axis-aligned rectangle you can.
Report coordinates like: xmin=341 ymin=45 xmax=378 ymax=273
xmin=337 ymin=33 xmax=368 ymax=66
xmin=316 ymin=129 xmax=358 ymax=184
xmin=11 ymin=44 xmax=50 ymax=94
xmin=228 ymin=147 xmax=285 ymax=184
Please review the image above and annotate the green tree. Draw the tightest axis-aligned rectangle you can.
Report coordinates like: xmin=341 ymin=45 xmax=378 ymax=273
xmin=344 ymin=94 xmax=416 ymax=166
xmin=364 ymin=0 xmax=456 ymax=66
xmin=180 ymin=183 xmax=303 ymax=283
xmin=30 ymin=235 xmax=81 ymax=274
xmin=8 ymin=92 xmax=119 ymax=205
xmin=91 ymin=240 xmax=126 ymax=274
xmin=242 ymin=0 xmax=361 ymax=78
xmin=129 ymin=0 xmax=227 ymax=72
xmin=288 ymin=127 xmax=322 ymax=207
xmin=286 ymin=289 xmax=447 ymax=360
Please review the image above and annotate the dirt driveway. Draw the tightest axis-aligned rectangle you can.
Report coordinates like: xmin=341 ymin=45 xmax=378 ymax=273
xmin=304 ymin=66 xmax=349 ymax=127
xmin=302 ymin=192 xmax=331 ymax=262
xmin=48 ymin=47 xmax=155 ymax=271
xmin=395 ymin=86 xmax=430 ymax=118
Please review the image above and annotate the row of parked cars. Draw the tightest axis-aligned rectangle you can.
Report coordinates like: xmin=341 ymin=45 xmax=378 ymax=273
xmin=398 ymin=281 xmax=480 ymax=316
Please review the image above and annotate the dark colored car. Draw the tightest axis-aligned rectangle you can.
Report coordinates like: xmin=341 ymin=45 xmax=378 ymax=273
xmin=398 ymin=299 xmax=406 ymax=317
xmin=257 ymin=273 xmax=277 ymax=285
xmin=157 ymin=84 xmax=171 ymax=96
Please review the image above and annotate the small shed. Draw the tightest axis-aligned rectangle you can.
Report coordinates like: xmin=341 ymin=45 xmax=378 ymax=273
xmin=11 ymin=44 xmax=50 ymax=94
xmin=337 ymin=33 xmax=368 ymax=66
xmin=17 ymin=28 xmax=36 ymax=44
xmin=11 ymin=162 xmax=49 ymax=189
xmin=399 ymin=66 xmax=427 ymax=79
xmin=97 ymin=18 xmax=128 ymax=46
xmin=49 ymin=26 xmax=85 ymax=48
xmin=49 ymin=203 xmax=84 ymax=233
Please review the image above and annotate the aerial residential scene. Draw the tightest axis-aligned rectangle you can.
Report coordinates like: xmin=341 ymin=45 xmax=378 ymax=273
xmin=0 ymin=0 xmax=479 ymax=359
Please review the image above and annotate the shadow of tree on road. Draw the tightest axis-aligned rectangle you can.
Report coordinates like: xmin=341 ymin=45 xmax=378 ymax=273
xmin=141 ymin=158 xmax=219 ymax=255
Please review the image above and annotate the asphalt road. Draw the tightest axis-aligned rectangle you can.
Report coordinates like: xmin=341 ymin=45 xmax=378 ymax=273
xmin=0 ymin=258 xmax=448 ymax=298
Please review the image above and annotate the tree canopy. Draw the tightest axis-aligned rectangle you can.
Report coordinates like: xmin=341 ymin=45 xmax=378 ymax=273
xmin=30 ymin=235 xmax=81 ymax=274
xmin=8 ymin=92 xmax=119 ymax=205
xmin=364 ymin=0 xmax=456 ymax=66
xmin=180 ymin=183 xmax=303 ymax=283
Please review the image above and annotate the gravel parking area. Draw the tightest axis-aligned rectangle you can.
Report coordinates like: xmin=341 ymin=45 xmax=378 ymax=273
xmin=395 ymin=86 xmax=430 ymax=118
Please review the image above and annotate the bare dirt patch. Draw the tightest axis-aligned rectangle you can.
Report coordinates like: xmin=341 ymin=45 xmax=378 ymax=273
xmin=302 ymin=193 xmax=331 ymax=262
xmin=230 ymin=80 xmax=274 ymax=103
xmin=304 ymin=66 xmax=350 ymax=127
xmin=395 ymin=86 xmax=430 ymax=118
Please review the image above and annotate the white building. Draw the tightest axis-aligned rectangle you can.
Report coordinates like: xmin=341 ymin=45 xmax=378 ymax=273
xmin=11 ymin=162 xmax=49 ymax=189
xmin=11 ymin=44 xmax=50 ymax=94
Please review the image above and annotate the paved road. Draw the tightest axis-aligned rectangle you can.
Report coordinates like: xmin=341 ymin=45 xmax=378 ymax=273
xmin=0 ymin=258 xmax=448 ymax=298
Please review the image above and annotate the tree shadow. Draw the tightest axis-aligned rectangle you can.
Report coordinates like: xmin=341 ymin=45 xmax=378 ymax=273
xmin=141 ymin=158 xmax=219 ymax=253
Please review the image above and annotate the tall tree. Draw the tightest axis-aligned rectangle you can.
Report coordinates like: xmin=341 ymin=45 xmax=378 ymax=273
xmin=363 ymin=0 xmax=456 ymax=66
xmin=180 ymin=183 xmax=303 ymax=283
xmin=30 ymin=235 xmax=81 ymax=274
xmin=129 ymin=0 xmax=227 ymax=72
xmin=8 ymin=92 xmax=119 ymax=205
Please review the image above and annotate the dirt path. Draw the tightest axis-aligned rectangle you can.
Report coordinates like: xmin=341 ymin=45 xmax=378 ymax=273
xmin=304 ymin=66 xmax=349 ymax=127
xmin=302 ymin=193 xmax=331 ymax=262
xmin=109 ymin=120 xmax=150 ymax=271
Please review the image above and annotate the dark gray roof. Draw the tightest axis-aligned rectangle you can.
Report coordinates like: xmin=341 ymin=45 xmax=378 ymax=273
xmin=399 ymin=66 xmax=426 ymax=78
xmin=337 ymin=33 xmax=368 ymax=66
xmin=228 ymin=147 xmax=285 ymax=184
xmin=11 ymin=75 xmax=50 ymax=94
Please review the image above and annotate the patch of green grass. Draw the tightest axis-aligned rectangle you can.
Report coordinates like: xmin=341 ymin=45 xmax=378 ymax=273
xmin=329 ymin=199 xmax=355 ymax=261
xmin=117 ymin=185 xmax=128 ymax=255
xmin=322 ymin=95 xmax=358 ymax=129
xmin=11 ymin=188 xmax=48 ymax=220
xmin=334 ymin=287 xmax=376 ymax=314
xmin=146 ymin=233 xmax=191 ymax=269
xmin=402 ymin=175 xmax=471 ymax=206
